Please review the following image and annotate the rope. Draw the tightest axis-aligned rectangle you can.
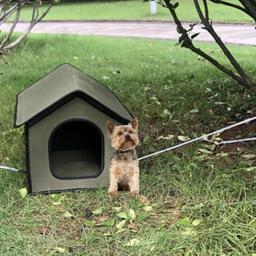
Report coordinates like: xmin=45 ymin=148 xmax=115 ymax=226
xmin=205 ymin=137 xmax=256 ymax=145
xmin=1 ymin=116 xmax=256 ymax=169
xmin=138 ymin=115 xmax=256 ymax=161
xmin=0 ymin=165 xmax=20 ymax=172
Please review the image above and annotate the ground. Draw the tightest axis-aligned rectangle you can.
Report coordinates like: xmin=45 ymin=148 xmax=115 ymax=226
xmin=18 ymin=0 xmax=253 ymax=23
xmin=0 ymin=34 xmax=256 ymax=255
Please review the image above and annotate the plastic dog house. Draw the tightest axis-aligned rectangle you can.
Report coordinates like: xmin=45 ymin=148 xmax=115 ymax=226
xmin=14 ymin=64 xmax=133 ymax=193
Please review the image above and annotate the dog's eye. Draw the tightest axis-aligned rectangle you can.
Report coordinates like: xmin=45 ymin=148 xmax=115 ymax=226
xmin=128 ymin=130 xmax=132 ymax=134
xmin=118 ymin=131 xmax=123 ymax=136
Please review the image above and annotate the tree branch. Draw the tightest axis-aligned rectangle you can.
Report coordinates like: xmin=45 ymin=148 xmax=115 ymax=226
xmin=193 ymin=0 xmax=255 ymax=90
xmin=163 ymin=0 xmax=256 ymax=92
xmin=0 ymin=0 xmax=53 ymax=52
xmin=210 ymin=0 xmax=250 ymax=15
xmin=239 ymin=0 xmax=256 ymax=22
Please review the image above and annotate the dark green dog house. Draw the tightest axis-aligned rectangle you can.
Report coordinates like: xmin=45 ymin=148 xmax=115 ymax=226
xmin=14 ymin=64 xmax=132 ymax=193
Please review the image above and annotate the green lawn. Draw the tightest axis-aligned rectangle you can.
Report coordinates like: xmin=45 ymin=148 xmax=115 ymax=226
xmin=18 ymin=0 xmax=253 ymax=23
xmin=1 ymin=34 xmax=256 ymax=255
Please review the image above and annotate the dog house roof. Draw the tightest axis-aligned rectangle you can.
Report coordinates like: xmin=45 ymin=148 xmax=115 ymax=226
xmin=14 ymin=64 xmax=133 ymax=127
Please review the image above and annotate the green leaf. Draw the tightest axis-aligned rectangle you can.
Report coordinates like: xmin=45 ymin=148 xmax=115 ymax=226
xmin=116 ymin=220 xmax=126 ymax=229
xmin=84 ymin=220 xmax=95 ymax=227
xmin=117 ymin=212 xmax=128 ymax=219
xmin=19 ymin=187 xmax=27 ymax=198
xmin=92 ymin=207 xmax=103 ymax=215
xmin=173 ymin=2 xmax=179 ymax=9
xmin=100 ymin=219 xmax=115 ymax=227
xmin=192 ymin=219 xmax=201 ymax=226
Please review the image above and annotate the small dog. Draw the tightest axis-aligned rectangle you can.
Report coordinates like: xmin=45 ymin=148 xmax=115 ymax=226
xmin=107 ymin=118 xmax=140 ymax=197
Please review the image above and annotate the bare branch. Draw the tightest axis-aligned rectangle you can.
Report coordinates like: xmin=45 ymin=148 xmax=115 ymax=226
xmin=0 ymin=0 xmax=21 ymax=48
xmin=1 ymin=1 xmax=53 ymax=51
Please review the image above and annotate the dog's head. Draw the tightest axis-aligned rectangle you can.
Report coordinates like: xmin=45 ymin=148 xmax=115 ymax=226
xmin=107 ymin=118 xmax=139 ymax=151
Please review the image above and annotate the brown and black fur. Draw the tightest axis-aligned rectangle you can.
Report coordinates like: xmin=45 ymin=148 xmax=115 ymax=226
xmin=107 ymin=118 xmax=140 ymax=197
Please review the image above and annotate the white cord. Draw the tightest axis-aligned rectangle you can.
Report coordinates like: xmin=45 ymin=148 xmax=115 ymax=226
xmin=138 ymin=116 xmax=256 ymax=161
xmin=205 ymin=137 xmax=256 ymax=145
xmin=0 ymin=165 xmax=19 ymax=172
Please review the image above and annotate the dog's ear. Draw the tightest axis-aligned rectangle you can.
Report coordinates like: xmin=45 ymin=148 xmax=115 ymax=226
xmin=130 ymin=117 xmax=138 ymax=129
xmin=107 ymin=121 xmax=115 ymax=135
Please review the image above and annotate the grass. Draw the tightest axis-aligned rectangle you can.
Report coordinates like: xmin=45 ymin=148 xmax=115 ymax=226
xmin=18 ymin=0 xmax=253 ymax=23
xmin=1 ymin=34 xmax=256 ymax=255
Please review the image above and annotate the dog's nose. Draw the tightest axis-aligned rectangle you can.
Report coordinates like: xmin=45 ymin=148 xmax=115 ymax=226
xmin=125 ymin=134 xmax=130 ymax=140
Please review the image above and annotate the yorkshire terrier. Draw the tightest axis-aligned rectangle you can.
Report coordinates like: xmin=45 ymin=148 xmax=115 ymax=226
xmin=107 ymin=118 xmax=140 ymax=197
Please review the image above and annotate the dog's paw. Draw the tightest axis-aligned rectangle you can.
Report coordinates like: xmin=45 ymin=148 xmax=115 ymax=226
xmin=130 ymin=191 xmax=139 ymax=197
xmin=108 ymin=190 xmax=117 ymax=198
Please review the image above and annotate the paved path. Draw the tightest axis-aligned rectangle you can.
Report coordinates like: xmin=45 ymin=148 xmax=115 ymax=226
xmin=1 ymin=21 xmax=255 ymax=45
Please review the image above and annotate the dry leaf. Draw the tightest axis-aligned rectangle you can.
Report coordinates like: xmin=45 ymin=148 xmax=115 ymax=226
xmin=126 ymin=238 xmax=140 ymax=246
xmin=177 ymin=135 xmax=190 ymax=142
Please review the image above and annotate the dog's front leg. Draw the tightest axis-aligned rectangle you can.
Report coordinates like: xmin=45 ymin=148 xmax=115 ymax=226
xmin=108 ymin=165 xmax=118 ymax=197
xmin=128 ymin=166 xmax=140 ymax=196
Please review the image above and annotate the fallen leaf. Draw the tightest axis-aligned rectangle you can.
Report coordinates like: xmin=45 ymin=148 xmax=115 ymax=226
xmin=99 ymin=219 xmax=115 ymax=227
xmin=242 ymin=154 xmax=256 ymax=160
xmin=117 ymin=212 xmax=128 ymax=219
xmin=63 ymin=211 xmax=73 ymax=218
xmin=114 ymin=207 xmax=122 ymax=212
xmin=37 ymin=226 xmax=50 ymax=235
xmin=245 ymin=166 xmax=256 ymax=172
xmin=115 ymin=228 xmax=126 ymax=234
xmin=125 ymin=238 xmax=140 ymax=246
xmin=181 ymin=227 xmax=196 ymax=237
xmin=51 ymin=201 xmax=62 ymax=206
xmin=92 ymin=207 xmax=103 ymax=215
xmin=55 ymin=247 xmax=66 ymax=253
xmin=128 ymin=209 xmax=136 ymax=220
xmin=127 ymin=222 xmax=138 ymax=230
xmin=143 ymin=205 xmax=153 ymax=212
xmin=84 ymin=220 xmax=95 ymax=227
xmin=116 ymin=220 xmax=126 ymax=229
xmin=160 ymin=109 xmax=171 ymax=118
xmin=138 ymin=195 xmax=150 ymax=205
xmin=198 ymin=148 xmax=213 ymax=155
xmin=19 ymin=188 xmax=27 ymax=198
xmin=189 ymin=109 xmax=199 ymax=113
xmin=177 ymin=135 xmax=190 ymax=142
xmin=192 ymin=219 xmax=201 ymax=226
xmin=157 ymin=135 xmax=175 ymax=141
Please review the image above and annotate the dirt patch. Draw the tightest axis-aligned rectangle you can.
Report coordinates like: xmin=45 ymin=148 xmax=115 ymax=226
xmin=57 ymin=217 xmax=84 ymax=240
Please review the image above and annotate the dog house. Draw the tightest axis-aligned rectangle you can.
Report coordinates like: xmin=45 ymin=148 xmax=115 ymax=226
xmin=14 ymin=64 xmax=133 ymax=193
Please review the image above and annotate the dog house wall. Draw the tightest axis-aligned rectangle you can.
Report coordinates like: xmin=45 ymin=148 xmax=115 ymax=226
xmin=27 ymin=97 xmax=118 ymax=193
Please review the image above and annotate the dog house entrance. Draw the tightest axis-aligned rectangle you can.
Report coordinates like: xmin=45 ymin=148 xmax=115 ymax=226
xmin=49 ymin=120 xmax=103 ymax=179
